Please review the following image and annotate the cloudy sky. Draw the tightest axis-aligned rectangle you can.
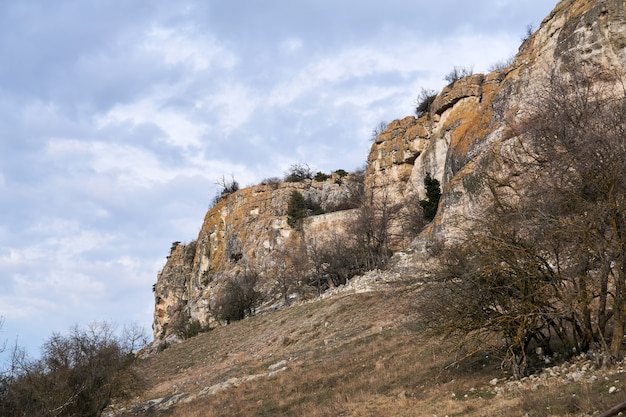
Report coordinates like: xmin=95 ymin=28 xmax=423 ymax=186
xmin=0 ymin=0 xmax=557 ymax=356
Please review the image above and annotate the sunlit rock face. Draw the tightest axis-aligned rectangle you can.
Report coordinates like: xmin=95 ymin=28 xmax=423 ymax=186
xmin=366 ymin=0 xmax=626 ymax=250
xmin=152 ymin=176 xmax=361 ymax=345
xmin=152 ymin=0 xmax=626 ymax=346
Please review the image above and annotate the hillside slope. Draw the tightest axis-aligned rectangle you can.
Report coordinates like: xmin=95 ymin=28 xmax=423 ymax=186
xmin=109 ymin=272 xmax=626 ymax=416
xmin=128 ymin=0 xmax=626 ymax=414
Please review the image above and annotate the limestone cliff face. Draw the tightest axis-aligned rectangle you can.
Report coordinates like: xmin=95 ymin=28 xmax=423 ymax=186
xmin=367 ymin=0 xmax=626 ymax=254
xmin=152 ymin=0 xmax=626 ymax=345
xmin=152 ymin=176 xmax=360 ymax=343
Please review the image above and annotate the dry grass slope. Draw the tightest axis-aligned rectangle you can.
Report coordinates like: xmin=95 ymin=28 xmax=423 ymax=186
xmin=115 ymin=275 xmax=626 ymax=417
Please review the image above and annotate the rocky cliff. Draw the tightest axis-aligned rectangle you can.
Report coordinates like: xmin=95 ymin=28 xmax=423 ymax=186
xmin=152 ymin=174 xmax=361 ymax=344
xmin=368 ymin=0 xmax=626 ymax=250
xmin=151 ymin=0 xmax=626 ymax=346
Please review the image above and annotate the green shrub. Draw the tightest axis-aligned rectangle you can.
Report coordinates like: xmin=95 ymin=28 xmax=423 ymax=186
xmin=314 ymin=171 xmax=330 ymax=182
xmin=305 ymin=197 xmax=325 ymax=215
xmin=419 ymin=172 xmax=441 ymax=222
xmin=334 ymin=169 xmax=349 ymax=185
xmin=287 ymin=191 xmax=308 ymax=229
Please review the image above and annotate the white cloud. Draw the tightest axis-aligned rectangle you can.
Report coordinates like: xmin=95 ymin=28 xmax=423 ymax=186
xmin=266 ymin=33 xmax=520 ymax=112
xmin=198 ymin=82 xmax=260 ymax=135
xmin=45 ymin=136 xmax=254 ymax=192
xmin=0 ymin=295 xmax=59 ymax=320
xmin=47 ymin=138 xmax=168 ymax=187
xmin=280 ymin=37 xmax=303 ymax=53
xmin=96 ymin=94 xmax=208 ymax=150
xmin=143 ymin=26 xmax=237 ymax=72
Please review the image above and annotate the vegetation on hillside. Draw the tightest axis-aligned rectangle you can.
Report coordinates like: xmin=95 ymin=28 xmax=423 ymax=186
xmin=0 ymin=322 xmax=146 ymax=417
xmin=117 ymin=285 xmax=626 ymax=417
xmin=419 ymin=66 xmax=626 ymax=377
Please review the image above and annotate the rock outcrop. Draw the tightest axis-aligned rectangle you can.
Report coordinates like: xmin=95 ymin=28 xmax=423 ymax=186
xmin=152 ymin=175 xmax=362 ymax=344
xmin=151 ymin=0 xmax=626 ymax=347
xmin=367 ymin=0 xmax=626 ymax=249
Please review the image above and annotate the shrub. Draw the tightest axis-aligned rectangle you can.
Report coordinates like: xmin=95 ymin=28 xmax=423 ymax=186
xmin=0 ymin=322 xmax=142 ymax=417
xmin=370 ymin=121 xmax=387 ymax=142
xmin=324 ymin=167 xmax=365 ymax=212
xmin=214 ymin=272 xmax=262 ymax=324
xmin=170 ymin=241 xmax=181 ymax=253
xmin=211 ymin=175 xmax=240 ymax=206
xmin=285 ymin=163 xmax=313 ymax=183
xmin=261 ymin=177 xmax=281 ymax=189
xmin=271 ymin=242 xmax=313 ymax=303
xmin=443 ymin=66 xmax=473 ymax=85
xmin=309 ymin=231 xmax=364 ymax=288
xmin=488 ymin=55 xmax=514 ymax=72
xmin=287 ymin=191 xmax=308 ymax=229
xmin=217 ymin=175 xmax=239 ymax=196
xmin=419 ymin=172 xmax=441 ymax=222
xmin=521 ymin=23 xmax=535 ymax=43
xmin=415 ymin=88 xmax=438 ymax=117
xmin=418 ymin=66 xmax=626 ymax=376
xmin=305 ymin=197 xmax=325 ymax=215
xmin=334 ymin=169 xmax=349 ymax=185
xmin=314 ymin=171 xmax=330 ymax=182
xmin=167 ymin=311 xmax=207 ymax=340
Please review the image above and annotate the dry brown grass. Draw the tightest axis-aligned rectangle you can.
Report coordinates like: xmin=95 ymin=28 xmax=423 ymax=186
xmin=117 ymin=277 xmax=626 ymax=417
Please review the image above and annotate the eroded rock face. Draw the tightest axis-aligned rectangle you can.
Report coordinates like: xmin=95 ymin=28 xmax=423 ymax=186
xmin=152 ymin=0 xmax=626 ymax=346
xmin=152 ymin=177 xmax=361 ymax=344
xmin=367 ymin=0 xmax=626 ymax=250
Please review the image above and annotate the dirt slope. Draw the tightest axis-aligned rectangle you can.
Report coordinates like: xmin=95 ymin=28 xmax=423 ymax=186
xmin=107 ymin=272 xmax=626 ymax=417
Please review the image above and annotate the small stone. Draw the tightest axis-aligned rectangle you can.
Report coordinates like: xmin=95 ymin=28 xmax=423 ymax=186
xmin=609 ymin=386 xmax=617 ymax=394
xmin=570 ymin=371 xmax=584 ymax=381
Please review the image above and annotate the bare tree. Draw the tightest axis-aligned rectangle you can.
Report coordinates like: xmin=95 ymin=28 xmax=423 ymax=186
xmin=419 ymin=65 xmax=626 ymax=376
xmin=0 ymin=322 xmax=141 ymax=417
xmin=308 ymin=231 xmax=363 ymax=288
xmin=211 ymin=174 xmax=240 ymax=206
xmin=285 ymin=163 xmax=313 ymax=182
xmin=269 ymin=239 xmax=314 ymax=304
xmin=350 ymin=184 xmax=407 ymax=270
xmin=214 ymin=269 xmax=262 ymax=323
xmin=443 ymin=65 xmax=473 ymax=85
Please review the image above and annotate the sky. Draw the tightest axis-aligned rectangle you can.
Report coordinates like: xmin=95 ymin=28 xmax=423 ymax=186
xmin=0 ymin=0 xmax=558 ymax=357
